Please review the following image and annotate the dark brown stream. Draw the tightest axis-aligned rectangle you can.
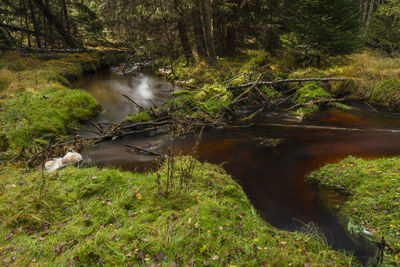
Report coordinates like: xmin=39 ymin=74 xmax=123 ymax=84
xmin=76 ymin=69 xmax=400 ymax=263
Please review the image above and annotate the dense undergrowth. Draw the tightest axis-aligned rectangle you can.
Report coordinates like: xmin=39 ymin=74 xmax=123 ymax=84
xmin=0 ymin=51 xmax=106 ymax=156
xmin=0 ymin=157 xmax=355 ymax=266
xmin=308 ymin=156 xmax=400 ymax=265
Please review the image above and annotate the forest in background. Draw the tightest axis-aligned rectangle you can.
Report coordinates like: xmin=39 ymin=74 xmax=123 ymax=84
xmin=1 ymin=0 xmax=400 ymax=64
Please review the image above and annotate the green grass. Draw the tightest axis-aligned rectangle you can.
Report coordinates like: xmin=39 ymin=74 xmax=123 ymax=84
xmin=288 ymin=51 xmax=400 ymax=104
xmin=0 ymin=89 xmax=101 ymax=150
xmin=0 ymin=157 xmax=355 ymax=266
xmin=370 ymin=78 xmax=400 ymax=111
xmin=0 ymin=51 xmax=105 ymax=156
xmin=124 ymin=111 xmax=152 ymax=123
xmin=308 ymin=156 xmax=400 ymax=265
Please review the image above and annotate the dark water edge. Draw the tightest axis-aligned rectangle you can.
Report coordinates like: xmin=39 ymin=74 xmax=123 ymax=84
xmin=76 ymin=69 xmax=400 ymax=265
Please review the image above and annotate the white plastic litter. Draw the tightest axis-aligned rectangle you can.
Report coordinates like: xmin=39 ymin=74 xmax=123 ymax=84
xmin=45 ymin=152 xmax=83 ymax=172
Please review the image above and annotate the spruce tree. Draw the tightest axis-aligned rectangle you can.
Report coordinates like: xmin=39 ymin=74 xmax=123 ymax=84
xmin=289 ymin=0 xmax=361 ymax=66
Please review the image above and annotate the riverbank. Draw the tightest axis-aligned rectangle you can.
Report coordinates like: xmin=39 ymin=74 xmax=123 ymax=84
xmin=0 ymin=157 xmax=355 ymax=266
xmin=0 ymin=51 xmax=359 ymax=265
xmin=308 ymin=156 xmax=400 ymax=265
xmin=0 ymin=51 xmax=102 ymax=160
xmin=159 ymin=50 xmax=400 ymax=123
xmin=2 ymin=49 xmax=400 ymax=265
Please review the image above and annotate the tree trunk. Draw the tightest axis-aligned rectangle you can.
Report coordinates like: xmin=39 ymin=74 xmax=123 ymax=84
xmin=32 ymin=0 xmax=77 ymax=48
xmin=199 ymin=0 xmax=216 ymax=61
xmin=22 ymin=0 xmax=31 ymax=48
xmin=211 ymin=1 xmax=223 ymax=55
xmin=191 ymin=0 xmax=207 ymax=59
xmin=28 ymin=0 xmax=42 ymax=48
xmin=365 ymin=0 xmax=375 ymax=28
xmin=61 ymin=0 xmax=71 ymax=36
xmin=224 ymin=27 xmax=237 ymax=56
xmin=174 ymin=0 xmax=194 ymax=64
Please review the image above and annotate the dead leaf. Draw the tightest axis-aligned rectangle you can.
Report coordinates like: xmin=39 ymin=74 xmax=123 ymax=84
xmin=156 ymin=251 xmax=165 ymax=260
xmin=4 ymin=233 xmax=13 ymax=241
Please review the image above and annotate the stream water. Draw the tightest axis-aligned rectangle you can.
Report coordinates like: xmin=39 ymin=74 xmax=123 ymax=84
xmin=75 ymin=69 xmax=400 ymax=263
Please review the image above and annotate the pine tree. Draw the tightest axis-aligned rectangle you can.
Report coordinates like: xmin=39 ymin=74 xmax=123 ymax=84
xmin=289 ymin=0 xmax=361 ymax=66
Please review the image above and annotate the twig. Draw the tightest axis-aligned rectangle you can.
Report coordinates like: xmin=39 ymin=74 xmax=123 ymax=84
xmin=223 ymin=73 xmax=247 ymax=84
xmin=121 ymin=93 xmax=145 ymax=111
xmin=276 ymin=92 xmax=297 ymax=106
xmin=90 ymin=120 xmax=104 ymax=134
xmin=231 ymin=74 xmax=262 ymax=104
xmin=364 ymin=101 xmax=378 ymax=113
xmin=125 ymin=144 xmax=167 ymax=158
xmin=121 ymin=120 xmax=171 ymax=131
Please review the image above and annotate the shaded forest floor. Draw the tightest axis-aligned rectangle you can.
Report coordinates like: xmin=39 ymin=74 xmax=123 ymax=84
xmin=1 ymin=49 xmax=400 ymax=265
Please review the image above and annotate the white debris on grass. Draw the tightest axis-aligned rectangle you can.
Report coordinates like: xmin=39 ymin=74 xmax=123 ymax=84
xmin=45 ymin=152 xmax=83 ymax=172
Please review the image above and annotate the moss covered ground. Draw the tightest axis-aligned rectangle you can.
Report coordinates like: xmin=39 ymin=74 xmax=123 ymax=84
xmin=288 ymin=51 xmax=400 ymax=111
xmin=308 ymin=156 xmax=400 ymax=265
xmin=0 ymin=157 xmax=356 ymax=266
xmin=0 ymin=51 xmax=105 ymax=156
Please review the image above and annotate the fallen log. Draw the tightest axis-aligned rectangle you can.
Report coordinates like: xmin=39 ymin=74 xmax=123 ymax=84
xmin=227 ymin=78 xmax=349 ymax=90
xmin=256 ymin=123 xmax=400 ymax=134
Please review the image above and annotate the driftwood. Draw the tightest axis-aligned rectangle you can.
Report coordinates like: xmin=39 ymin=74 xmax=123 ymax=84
xmin=227 ymin=78 xmax=349 ymax=90
xmin=125 ymin=144 xmax=167 ymax=158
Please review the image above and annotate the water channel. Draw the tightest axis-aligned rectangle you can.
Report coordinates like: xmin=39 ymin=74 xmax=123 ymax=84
xmin=74 ymin=68 xmax=400 ymax=263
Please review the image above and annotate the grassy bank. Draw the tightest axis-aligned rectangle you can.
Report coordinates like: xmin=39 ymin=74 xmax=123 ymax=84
xmin=0 ymin=157 xmax=355 ymax=266
xmin=308 ymin=156 xmax=400 ymax=265
xmin=0 ymin=51 xmax=106 ymax=157
xmin=288 ymin=51 xmax=400 ymax=111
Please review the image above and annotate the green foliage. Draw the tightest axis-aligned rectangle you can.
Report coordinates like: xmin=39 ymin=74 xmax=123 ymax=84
xmin=365 ymin=0 xmax=400 ymax=54
xmin=308 ymin=156 xmax=400 ymax=265
xmin=370 ymin=78 xmax=400 ymax=111
xmin=287 ymin=0 xmax=361 ymax=64
xmin=0 ymin=157 xmax=355 ymax=266
xmin=124 ymin=111 xmax=152 ymax=123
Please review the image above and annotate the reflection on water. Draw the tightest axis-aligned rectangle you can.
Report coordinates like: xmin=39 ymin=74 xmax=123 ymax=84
xmin=78 ymin=70 xmax=400 ymax=263
xmin=74 ymin=69 xmax=175 ymax=124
